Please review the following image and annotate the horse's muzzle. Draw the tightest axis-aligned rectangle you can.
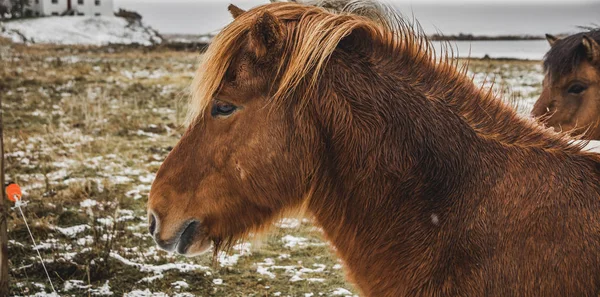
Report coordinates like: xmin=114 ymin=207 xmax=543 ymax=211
xmin=148 ymin=213 xmax=203 ymax=254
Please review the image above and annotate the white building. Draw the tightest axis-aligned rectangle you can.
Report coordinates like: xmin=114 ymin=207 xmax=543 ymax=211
xmin=29 ymin=0 xmax=114 ymax=17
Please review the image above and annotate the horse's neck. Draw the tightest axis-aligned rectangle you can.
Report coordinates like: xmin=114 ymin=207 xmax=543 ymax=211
xmin=305 ymin=52 xmax=509 ymax=294
xmin=408 ymin=52 xmax=573 ymax=151
xmin=307 ymin=133 xmax=490 ymax=295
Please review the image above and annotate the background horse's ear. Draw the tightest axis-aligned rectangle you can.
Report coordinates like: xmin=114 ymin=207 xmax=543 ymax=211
xmin=228 ymin=4 xmax=246 ymax=19
xmin=582 ymin=35 xmax=600 ymax=64
xmin=546 ymin=34 xmax=559 ymax=47
xmin=249 ymin=11 xmax=285 ymax=58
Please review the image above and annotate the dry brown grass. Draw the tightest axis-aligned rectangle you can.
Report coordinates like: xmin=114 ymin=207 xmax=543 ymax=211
xmin=0 ymin=41 xmax=545 ymax=296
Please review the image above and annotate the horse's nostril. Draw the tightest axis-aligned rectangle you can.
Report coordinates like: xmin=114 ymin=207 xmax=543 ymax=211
xmin=149 ymin=214 xmax=157 ymax=235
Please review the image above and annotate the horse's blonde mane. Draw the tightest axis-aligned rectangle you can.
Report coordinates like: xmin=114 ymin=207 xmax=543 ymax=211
xmin=186 ymin=1 xmax=430 ymax=124
xmin=187 ymin=0 xmax=585 ymax=154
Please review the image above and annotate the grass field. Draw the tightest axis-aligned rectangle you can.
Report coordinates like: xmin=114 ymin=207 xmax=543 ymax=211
xmin=0 ymin=39 xmax=544 ymax=297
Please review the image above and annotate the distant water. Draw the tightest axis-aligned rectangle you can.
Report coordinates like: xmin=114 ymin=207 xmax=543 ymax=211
xmin=431 ymin=40 xmax=550 ymax=60
xmin=113 ymin=0 xmax=595 ymax=60
xmin=114 ymin=1 xmax=600 ymax=37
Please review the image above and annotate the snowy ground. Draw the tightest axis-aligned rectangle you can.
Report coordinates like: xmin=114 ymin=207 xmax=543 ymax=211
xmin=0 ymin=39 xmax=584 ymax=296
xmin=0 ymin=16 xmax=162 ymax=46
xmin=1 ymin=41 xmax=355 ymax=296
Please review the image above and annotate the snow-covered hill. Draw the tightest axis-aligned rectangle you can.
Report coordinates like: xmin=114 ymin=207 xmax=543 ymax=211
xmin=0 ymin=16 xmax=162 ymax=46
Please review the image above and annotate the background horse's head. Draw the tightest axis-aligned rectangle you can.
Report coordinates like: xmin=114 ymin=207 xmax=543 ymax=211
xmin=531 ymin=29 xmax=600 ymax=139
xmin=146 ymin=2 xmax=385 ymax=257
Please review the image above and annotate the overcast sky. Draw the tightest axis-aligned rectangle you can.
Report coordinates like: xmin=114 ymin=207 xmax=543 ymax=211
xmin=113 ymin=0 xmax=600 ymax=35
xmin=115 ymin=0 xmax=598 ymax=3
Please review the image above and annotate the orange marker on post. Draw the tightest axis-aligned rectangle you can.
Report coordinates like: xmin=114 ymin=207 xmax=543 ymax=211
xmin=5 ymin=182 xmax=57 ymax=292
xmin=6 ymin=183 xmax=22 ymax=202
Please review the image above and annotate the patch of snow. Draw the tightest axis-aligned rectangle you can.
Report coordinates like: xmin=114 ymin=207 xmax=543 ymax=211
xmin=126 ymin=184 xmax=151 ymax=200
xmin=97 ymin=217 xmax=114 ymax=227
xmin=47 ymin=168 xmax=68 ymax=181
xmin=124 ymin=289 xmax=168 ymax=297
xmin=139 ymin=173 xmax=155 ymax=184
xmin=54 ymin=224 xmax=89 ymax=237
xmin=257 ymin=265 xmax=276 ymax=279
xmin=29 ymin=292 xmax=61 ymax=297
xmin=331 ymin=288 xmax=354 ymax=296
xmin=139 ymin=274 xmax=164 ymax=283
xmin=77 ymin=235 xmax=94 ymax=246
xmin=33 ymin=238 xmax=64 ymax=251
xmin=171 ymin=280 xmax=189 ymax=289
xmin=9 ymin=240 xmax=25 ymax=247
xmin=233 ymin=242 xmax=252 ymax=254
xmin=1 ymin=16 xmax=162 ymax=46
xmin=256 ymin=259 xmax=327 ymax=284
xmin=110 ymin=252 xmax=209 ymax=282
xmin=80 ymin=199 xmax=98 ymax=208
xmin=110 ymin=175 xmax=133 ymax=184
xmin=276 ymin=218 xmax=301 ymax=229
xmin=135 ymin=130 xmax=161 ymax=138
xmin=64 ymin=280 xmax=90 ymax=291
xmin=93 ymin=281 xmax=114 ymax=295
xmin=117 ymin=209 xmax=136 ymax=222
xmin=218 ymin=252 xmax=240 ymax=267
xmin=278 ymin=254 xmax=290 ymax=260
xmin=281 ymin=235 xmax=308 ymax=248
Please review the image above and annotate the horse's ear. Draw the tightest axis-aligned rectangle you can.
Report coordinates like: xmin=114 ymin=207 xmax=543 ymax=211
xmin=582 ymin=35 xmax=600 ymax=64
xmin=546 ymin=34 xmax=559 ymax=46
xmin=249 ymin=11 xmax=285 ymax=58
xmin=228 ymin=4 xmax=246 ymax=19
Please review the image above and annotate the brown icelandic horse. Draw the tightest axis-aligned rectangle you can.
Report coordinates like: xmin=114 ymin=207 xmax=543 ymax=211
xmin=147 ymin=2 xmax=600 ymax=296
xmin=531 ymin=29 xmax=600 ymax=139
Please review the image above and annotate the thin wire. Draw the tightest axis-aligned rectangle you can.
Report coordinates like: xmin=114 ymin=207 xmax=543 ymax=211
xmin=15 ymin=198 xmax=57 ymax=294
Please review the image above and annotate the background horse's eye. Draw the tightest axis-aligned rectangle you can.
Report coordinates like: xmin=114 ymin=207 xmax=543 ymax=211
xmin=567 ymin=83 xmax=587 ymax=95
xmin=211 ymin=101 xmax=237 ymax=117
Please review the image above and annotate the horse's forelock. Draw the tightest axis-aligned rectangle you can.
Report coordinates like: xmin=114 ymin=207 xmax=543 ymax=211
xmin=185 ymin=10 xmax=257 ymax=125
xmin=543 ymin=28 xmax=600 ymax=80
xmin=186 ymin=1 xmax=422 ymax=125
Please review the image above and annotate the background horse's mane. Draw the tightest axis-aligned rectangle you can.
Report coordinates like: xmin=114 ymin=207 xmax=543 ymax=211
xmin=189 ymin=0 xmax=584 ymax=153
xmin=544 ymin=27 xmax=600 ymax=79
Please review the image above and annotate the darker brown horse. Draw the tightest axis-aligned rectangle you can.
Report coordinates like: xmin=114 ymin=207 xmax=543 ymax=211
xmin=148 ymin=2 xmax=600 ymax=296
xmin=531 ymin=29 xmax=600 ymax=139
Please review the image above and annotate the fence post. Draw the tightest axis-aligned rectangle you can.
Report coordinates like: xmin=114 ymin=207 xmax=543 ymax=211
xmin=0 ymin=87 xmax=9 ymax=295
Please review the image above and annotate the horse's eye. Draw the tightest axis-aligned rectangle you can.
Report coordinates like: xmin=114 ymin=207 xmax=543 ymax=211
xmin=567 ymin=84 xmax=587 ymax=95
xmin=211 ymin=101 xmax=237 ymax=117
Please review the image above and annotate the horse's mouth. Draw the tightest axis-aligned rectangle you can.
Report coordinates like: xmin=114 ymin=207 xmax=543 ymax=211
xmin=176 ymin=221 xmax=214 ymax=256
xmin=178 ymin=222 xmax=213 ymax=256
xmin=154 ymin=220 xmax=213 ymax=256
xmin=175 ymin=221 xmax=200 ymax=254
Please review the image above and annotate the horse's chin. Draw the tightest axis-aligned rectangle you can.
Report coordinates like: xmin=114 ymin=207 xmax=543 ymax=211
xmin=178 ymin=236 xmax=213 ymax=257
